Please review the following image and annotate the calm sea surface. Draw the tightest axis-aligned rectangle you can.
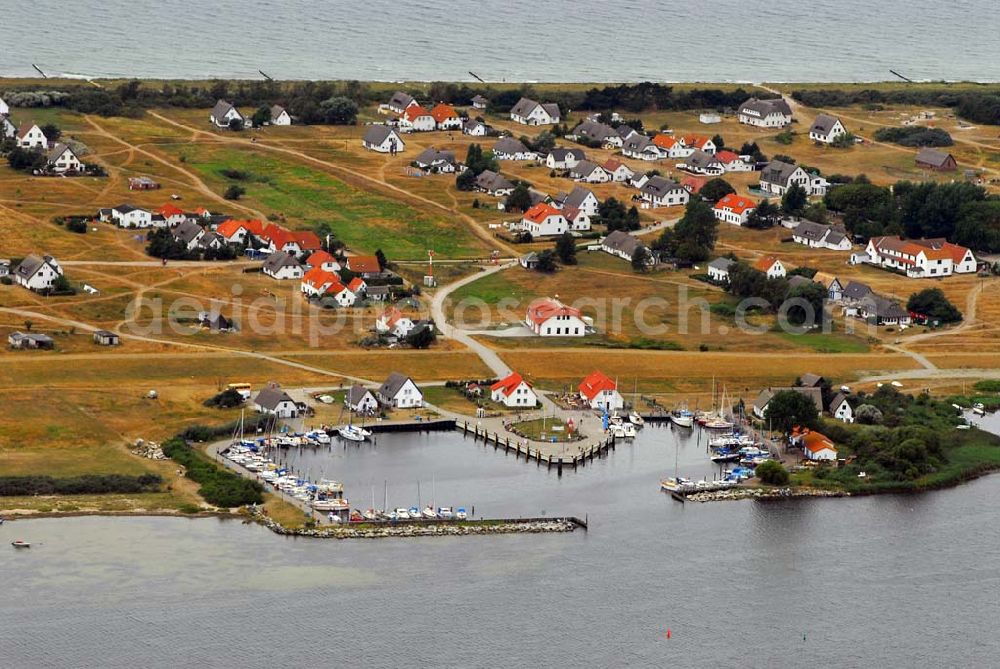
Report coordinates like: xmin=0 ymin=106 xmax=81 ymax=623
xmin=1 ymin=0 xmax=998 ymax=82
xmin=3 ymin=422 xmax=1000 ymax=668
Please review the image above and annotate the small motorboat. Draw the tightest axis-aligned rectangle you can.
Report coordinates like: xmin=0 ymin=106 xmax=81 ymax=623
xmin=455 ymin=507 xmax=468 ymax=520
xmin=437 ymin=507 xmax=454 ymax=519
xmin=628 ymin=412 xmax=644 ymax=426
xmin=422 ymin=506 xmax=438 ymax=519
xmin=393 ymin=508 xmax=411 ymax=520
xmin=349 ymin=510 xmax=364 ymax=523
xmin=609 ymin=422 xmax=637 ymax=439
xmin=363 ymin=509 xmax=378 ymax=521
xmin=671 ymin=410 xmax=694 ymax=428
xmin=711 ymin=450 xmax=741 ymax=464
xmin=338 ymin=424 xmax=367 ymax=442
xmin=408 ymin=506 xmax=421 ymax=519
xmin=11 ymin=540 xmax=30 ymax=549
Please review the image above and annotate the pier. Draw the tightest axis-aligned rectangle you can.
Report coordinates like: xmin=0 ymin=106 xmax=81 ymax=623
xmin=458 ymin=420 xmax=618 ymax=474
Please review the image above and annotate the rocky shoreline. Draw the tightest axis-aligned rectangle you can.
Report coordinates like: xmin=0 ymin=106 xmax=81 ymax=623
xmin=249 ymin=508 xmax=582 ymax=539
xmin=686 ymin=486 xmax=849 ymax=503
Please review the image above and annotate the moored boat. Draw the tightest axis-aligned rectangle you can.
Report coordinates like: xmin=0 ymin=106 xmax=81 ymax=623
xmin=11 ymin=539 xmax=30 ymax=548
xmin=671 ymin=410 xmax=694 ymax=428
xmin=338 ymin=424 xmax=367 ymax=442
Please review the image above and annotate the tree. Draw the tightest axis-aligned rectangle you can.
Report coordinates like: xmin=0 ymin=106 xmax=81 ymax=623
xmin=672 ymin=198 xmax=718 ymax=262
xmin=375 ymin=249 xmax=388 ymax=271
xmin=631 ymin=246 xmax=651 ymax=272
xmin=755 ymin=460 xmax=790 ymax=485
xmin=534 ymin=249 xmax=557 ymax=273
xmin=764 ymin=390 xmax=819 ymax=433
xmin=406 ymin=326 xmax=436 ymax=349
xmin=745 ymin=200 xmax=781 ymax=229
xmin=455 ymin=169 xmax=476 ymax=191
xmin=555 ymin=232 xmax=577 ymax=265
xmin=224 ymin=185 xmax=246 ymax=200
xmin=505 ymin=182 xmax=532 ymax=213
xmin=955 ymin=200 xmax=1000 ymax=252
xmin=907 ymin=288 xmax=962 ymax=323
xmin=699 ymin=178 xmax=735 ymax=204
xmin=252 ymin=105 xmax=272 ymax=127
xmin=739 ymin=141 xmax=766 ymax=162
xmin=855 ymin=404 xmax=884 ymax=425
xmin=710 ymin=134 xmax=725 ymax=151
xmin=785 ymin=282 xmax=827 ymax=327
xmin=41 ymin=123 xmax=62 ymax=141
xmin=781 ymin=184 xmax=808 ymax=215
xmin=320 ymin=96 xmax=358 ymax=125
xmin=6 ymin=146 xmax=46 ymax=172
xmin=228 ymin=117 xmax=244 ymax=131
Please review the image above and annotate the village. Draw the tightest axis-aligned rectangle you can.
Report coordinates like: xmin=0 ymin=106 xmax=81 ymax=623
xmin=0 ymin=78 xmax=998 ymax=523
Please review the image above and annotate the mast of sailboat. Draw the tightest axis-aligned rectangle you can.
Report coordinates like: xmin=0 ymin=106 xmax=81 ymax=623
xmin=417 ymin=480 xmax=422 ymax=510
xmin=383 ymin=480 xmax=388 ymax=512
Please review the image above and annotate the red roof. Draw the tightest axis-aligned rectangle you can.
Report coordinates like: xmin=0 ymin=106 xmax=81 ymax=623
xmin=290 ymin=231 xmax=321 ymax=251
xmin=601 ymin=159 xmax=628 ymax=172
xmin=525 ymin=298 xmax=582 ymax=326
xmin=157 ymin=203 xmax=184 ymax=218
xmin=652 ymin=134 xmax=679 ymax=149
xmin=16 ymin=123 xmax=39 ymax=140
xmin=683 ymin=134 xmax=711 ymax=149
xmin=346 ymin=255 xmax=380 ymax=274
xmin=381 ymin=306 xmax=406 ymax=328
xmin=216 ymin=219 xmax=247 ymax=238
xmin=715 ymin=150 xmax=740 ymax=164
xmin=714 ymin=193 xmax=757 ymax=215
xmin=523 ymin=203 xmax=564 ymax=224
xmin=403 ymin=104 xmax=432 ymax=122
xmin=578 ymin=370 xmax=617 ymax=401
xmin=430 ymin=103 xmax=458 ymax=123
xmin=194 ymin=207 xmax=211 ymax=216
xmin=301 ymin=267 xmax=339 ymax=290
xmin=307 ymin=250 xmax=338 ymax=267
xmin=347 ymin=277 xmax=366 ymax=292
xmin=753 ymin=255 xmax=780 ymax=272
xmin=491 ymin=371 xmax=530 ymax=397
xmin=681 ymin=176 xmax=707 ymax=194
xmin=801 ymin=430 xmax=836 ymax=454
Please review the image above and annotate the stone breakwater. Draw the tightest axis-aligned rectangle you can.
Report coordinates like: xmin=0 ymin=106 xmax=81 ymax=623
xmin=249 ymin=509 xmax=581 ymax=539
xmin=686 ymin=487 xmax=849 ymax=503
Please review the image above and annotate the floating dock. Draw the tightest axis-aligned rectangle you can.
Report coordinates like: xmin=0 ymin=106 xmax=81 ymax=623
xmin=458 ymin=420 xmax=618 ymax=474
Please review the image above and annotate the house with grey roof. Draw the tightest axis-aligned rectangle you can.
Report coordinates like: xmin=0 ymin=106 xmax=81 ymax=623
xmin=210 ymin=100 xmax=246 ymax=128
xmin=545 ymin=147 xmax=586 ymax=170
xmin=707 ymin=257 xmax=736 ymax=283
xmin=413 ymin=147 xmax=459 ymax=173
xmin=14 ymin=254 xmax=63 ymax=292
xmin=462 ymin=118 xmax=489 ymax=136
xmin=759 ymin=159 xmax=827 ymax=196
xmin=809 ymin=114 xmax=847 ymax=144
xmin=622 ymin=134 xmax=662 ymax=161
xmin=269 ymin=105 xmax=292 ymax=126
xmin=1 ymin=115 xmax=16 ymax=139
xmin=855 ymin=294 xmax=911 ymax=326
xmin=0 ymin=258 xmax=9 ymax=276
xmin=253 ymin=385 xmax=300 ymax=418
xmin=569 ymin=159 xmax=611 ymax=184
xmin=8 ymin=331 xmax=55 ymax=350
xmin=378 ymin=372 xmax=423 ymax=409
xmin=828 ymin=392 xmax=854 ymax=423
xmin=46 ymin=143 xmax=84 ymax=173
xmin=915 ymin=148 xmax=957 ymax=171
xmin=362 ymin=125 xmax=405 ymax=154
xmin=262 ymin=251 xmax=304 ymax=280
xmin=172 ymin=219 xmax=205 ymax=250
xmin=601 ymin=230 xmax=644 ymax=261
xmin=682 ymin=149 xmax=724 ymax=176
xmin=639 ymin=176 xmax=689 ymax=208
xmin=737 ymin=97 xmax=793 ymax=128
xmin=471 ymin=95 xmax=489 ymax=109
xmin=93 ymin=330 xmax=121 ymax=346
xmin=558 ymin=185 xmax=600 ymax=216
xmin=570 ymin=120 xmax=623 ymax=147
xmin=385 ymin=91 xmax=417 ymax=114
xmin=474 ymin=170 xmax=515 ymax=196
xmin=791 ymin=221 xmax=852 ymax=251
xmin=509 ymin=97 xmax=560 ymax=125
xmin=840 ymin=281 xmax=873 ymax=305
xmin=347 ymin=385 xmax=380 ymax=415
xmin=492 ymin=136 xmax=536 ymax=161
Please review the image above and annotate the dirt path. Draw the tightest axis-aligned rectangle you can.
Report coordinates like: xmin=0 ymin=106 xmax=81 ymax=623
xmin=146 ymin=111 xmax=518 ymax=256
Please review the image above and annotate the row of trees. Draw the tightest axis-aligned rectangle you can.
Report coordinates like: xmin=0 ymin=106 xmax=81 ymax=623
xmin=791 ymin=87 xmax=1000 ymax=125
xmin=872 ymin=126 xmax=953 ymax=147
xmin=722 ymin=261 xmax=828 ymax=327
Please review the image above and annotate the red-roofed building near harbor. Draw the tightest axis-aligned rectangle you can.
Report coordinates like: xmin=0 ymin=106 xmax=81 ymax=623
xmin=490 ymin=372 xmax=538 ymax=407
xmin=521 ymin=203 xmax=568 ymax=237
xmin=864 ymin=236 xmax=976 ymax=278
xmin=713 ymin=193 xmax=758 ymax=226
xmin=400 ymin=104 xmax=436 ymax=132
xmin=430 ymin=103 xmax=462 ymax=130
xmin=524 ymin=297 xmax=588 ymax=337
xmin=791 ymin=427 xmax=838 ymax=461
xmin=578 ymin=370 xmax=624 ymax=411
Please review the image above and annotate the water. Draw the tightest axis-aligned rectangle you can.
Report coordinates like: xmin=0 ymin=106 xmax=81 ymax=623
xmin=3 ymin=425 xmax=1000 ymax=667
xmin=2 ymin=0 xmax=997 ymax=82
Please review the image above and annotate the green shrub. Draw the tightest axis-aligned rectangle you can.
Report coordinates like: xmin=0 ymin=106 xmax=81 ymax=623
xmin=756 ymin=460 xmax=790 ymax=485
xmin=161 ymin=438 xmax=263 ymax=508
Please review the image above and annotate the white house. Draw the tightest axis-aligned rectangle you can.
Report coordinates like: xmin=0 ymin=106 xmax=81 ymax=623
xmin=413 ymin=147 xmax=459 ymax=173
xmin=699 ymin=113 xmax=721 ymax=124
xmin=798 ymin=430 xmax=838 ymax=461
xmin=475 ymin=170 xmax=515 ymax=196
xmin=601 ymin=230 xmax=644 ymax=261
xmin=0 ymin=97 xmax=8 ymax=115
xmin=347 ymin=385 xmax=380 ymax=414
xmin=791 ymin=221 xmax=853 ymax=251
xmin=509 ymin=97 xmax=560 ymax=125
xmin=682 ymin=135 xmax=717 ymax=155
xmin=622 ymin=134 xmax=662 ymax=161
xmin=707 ymin=257 xmax=735 ymax=283
xmin=399 ymin=104 xmax=436 ymax=132
xmin=172 ymin=220 xmax=206 ymax=250
xmin=210 ymin=100 xmax=247 ymax=128
xmin=545 ymin=147 xmax=586 ymax=170
xmin=713 ymin=194 xmax=757 ymax=226
xmin=471 ymin=95 xmax=489 ymax=110
xmin=562 ymin=206 xmax=592 ymax=232
xmin=639 ymin=176 xmax=689 ymax=208
xmin=462 ymin=119 xmax=488 ymax=136
xmin=828 ymin=393 xmax=854 ymax=423
xmin=578 ymin=370 xmax=624 ymax=411
xmin=306 ymin=250 xmax=342 ymax=273
xmin=46 ymin=143 xmax=84 ymax=173
xmin=525 ymin=298 xmax=587 ymax=337
xmin=865 ymin=236 xmax=976 ymax=278
xmin=13 ymin=254 xmax=63 ymax=291
xmin=262 ymin=252 xmax=304 ymax=280
xmin=493 ymin=137 xmax=536 ymax=161
xmin=1 ymin=115 xmax=16 ymax=139
xmin=753 ymin=256 xmax=786 ymax=279
xmin=652 ymin=134 xmax=694 ymax=159
xmin=385 ymin=91 xmax=417 ymax=114
xmin=376 ymin=307 xmax=415 ymax=338
xmin=521 ymin=203 xmax=568 ymax=237
xmin=17 ymin=123 xmax=48 ymax=149
xmin=300 ymin=267 xmax=342 ymax=298
xmin=557 ymin=186 xmax=600 ymax=217
xmin=809 ymin=114 xmax=847 ymax=144
xmin=253 ymin=385 xmax=299 ymax=418
xmin=737 ymin=97 xmax=793 ymax=128
xmin=378 ymin=372 xmax=423 ymax=409
xmin=570 ymin=120 xmax=622 ymax=147
xmin=570 ymin=160 xmax=612 ymax=184
xmin=270 ymin=105 xmax=292 ymax=126
xmin=682 ymin=149 xmax=724 ymax=176
xmin=490 ymin=372 xmax=538 ymax=408
xmin=759 ymin=160 xmax=826 ymax=197
xmin=430 ymin=103 xmax=462 ymax=130
xmin=112 ymin=204 xmax=153 ymax=228
xmin=716 ymin=150 xmax=754 ymax=172
xmin=362 ymin=125 xmax=405 ymax=154
xmin=601 ymin=159 xmax=634 ymax=182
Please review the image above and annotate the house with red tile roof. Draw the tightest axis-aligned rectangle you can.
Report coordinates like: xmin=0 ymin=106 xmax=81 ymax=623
xmin=864 ymin=236 xmax=976 ymax=278
xmin=346 ymin=255 xmax=381 ymax=276
xmin=715 ymin=150 xmax=754 ymax=172
xmin=216 ymin=219 xmax=262 ymax=245
xmin=347 ymin=277 xmax=367 ymax=296
xmin=600 ymin=159 xmax=634 ymax=183
xmin=682 ymin=134 xmax=716 ymax=154
xmin=521 ymin=203 xmax=568 ymax=237
xmin=376 ymin=307 xmax=415 ymax=338
xmin=713 ymin=193 xmax=758 ymax=226
xmin=430 ymin=103 xmax=462 ymax=130
xmin=752 ymin=255 xmax=786 ymax=279
xmin=680 ymin=175 xmax=707 ymax=195
xmin=156 ymin=203 xmax=187 ymax=226
xmin=306 ymin=250 xmax=341 ymax=272
xmin=490 ymin=372 xmax=538 ymax=407
xmin=300 ymin=267 xmax=342 ymax=298
xmin=524 ymin=298 xmax=587 ymax=337
xmin=652 ymin=133 xmax=693 ymax=158
xmin=578 ymin=370 xmax=624 ymax=411
xmin=400 ymin=104 xmax=435 ymax=132
xmin=791 ymin=428 xmax=838 ymax=461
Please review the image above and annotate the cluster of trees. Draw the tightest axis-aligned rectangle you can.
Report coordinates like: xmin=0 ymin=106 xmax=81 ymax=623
xmin=456 ymin=143 xmax=498 ymax=191
xmin=145 ymin=228 xmax=238 ymax=261
xmin=652 ymin=199 xmax=718 ymax=261
xmin=162 ymin=437 xmax=264 ymax=507
xmin=791 ymin=87 xmax=1000 ymax=125
xmin=723 ymin=262 xmax=827 ymax=327
xmin=764 ymin=390 xmax=820 ymax=433
xmin=872 ymin=126 xmax=953 ymax=147
xmin=699 ymin=178 xmax=735 ymax=204
xmin=824 ymin=178 xmax=997 ymax=249
xmin=528 ymin=233 xmax=578 ymax=274
xmin=907 ymin=288 xmax=962 ymax=323
xmin=203 ymin=388 xmax=246 ymax=409
xmin=596 ymin=197 xmax=641 ymax=232
xmin=0 ymin=474 xmax=162 ymax=497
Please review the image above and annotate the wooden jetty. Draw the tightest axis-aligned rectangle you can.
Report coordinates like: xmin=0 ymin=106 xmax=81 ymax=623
xmin=366 ymin=419 xmax=456 ymax=434
xmin=458 ymin=421 xmax=617 ymax=474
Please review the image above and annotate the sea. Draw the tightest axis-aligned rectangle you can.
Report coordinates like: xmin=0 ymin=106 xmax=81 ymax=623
xmin=1 ymin=0 xmax=998 ymax=83
xmin=3 ymin=415 xmax=1000 ymax=668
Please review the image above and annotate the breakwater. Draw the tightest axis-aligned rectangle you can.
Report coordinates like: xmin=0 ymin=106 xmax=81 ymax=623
xmin=686 ymin=487 xmax=849 ymax=503
xmin=249 ymin=507 xmax=586 ymax=539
